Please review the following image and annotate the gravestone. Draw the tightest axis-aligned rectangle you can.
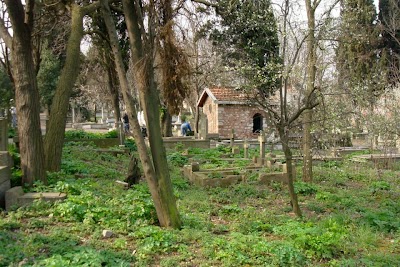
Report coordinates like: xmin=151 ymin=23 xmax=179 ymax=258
xmin=232 ymin=146 xmax=240 ymax=155
xmin=198 ymin=115 xmax=208 ymax=140
xmin=258 ymin=130 xmax=266 ymax=165
xmin=0 ymin=118 xmax=7 ymax=151
xmin=230 ymin=129 xmax=235 ymax=147
xmin=243 ymin=139 xmax=249 ymax=158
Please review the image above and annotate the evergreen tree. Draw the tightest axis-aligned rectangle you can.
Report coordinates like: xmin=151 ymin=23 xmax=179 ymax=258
xmin=337 ymin=0 xmax=383 ymax=107
xmin=210 ymin=0 xmax=282 ymax=95
xmin=379 ymin=0 xmax=400 ymax=85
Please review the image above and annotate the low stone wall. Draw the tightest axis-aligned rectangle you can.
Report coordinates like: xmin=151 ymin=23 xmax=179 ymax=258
xmin=162 ymin=138 xmax=210 ymax=150
xmin=65 ymin=138 xmax=121 ymax=148
xmin=183 ymin=165 xmax=244 ymax=188
xmin=258 ymin=163 xmax=296 ymax=185
xmin=5 ymin=186 xmax=67 ymax=211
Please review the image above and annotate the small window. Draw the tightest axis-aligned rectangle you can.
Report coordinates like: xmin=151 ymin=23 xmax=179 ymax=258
xmin=253 ymin=113 xmax=263 ymax=133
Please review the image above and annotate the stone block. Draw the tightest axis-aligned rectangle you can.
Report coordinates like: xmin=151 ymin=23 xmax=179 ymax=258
xmin=0 ymin=179 xmax=11 ymax=209
xmin=282 ymin=163 xmax=296 ymax=177
xmin=259 ymin=172 xmax=288 ymax=185
xmin=266 ymin=160 xmax=274 ymax=168
xmin=5 ymin=186 xmax=24 ymax=211
xmin=0 ymin=166 xmax=10 ymax=184
xmin=102 ymin=230 xmax=113 ymax=238
xmin=6 ymin=186 xmax=67 ymax=211
xmin=17 ymin=192 xmax=67 ymax=208
xmin=0 ymin=152 xmax=11 ymax=167
xmin=257 ymin=157 xmax=265 ymax=166
xmin=191 ymin=162 xmax=200 ymax=172
xmin=232 ymin=147 xmax=240 ymax=154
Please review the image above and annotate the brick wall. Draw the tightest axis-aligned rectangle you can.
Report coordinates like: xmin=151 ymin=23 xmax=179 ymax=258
xmin=218 ymin=105 xmax=268 ymax=139
xmin=201 ymin=99 xmax=269 ymax=139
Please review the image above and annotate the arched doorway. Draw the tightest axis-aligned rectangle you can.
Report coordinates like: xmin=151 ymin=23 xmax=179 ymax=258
xmin=253 ymin=113 xmax=263 ymax=133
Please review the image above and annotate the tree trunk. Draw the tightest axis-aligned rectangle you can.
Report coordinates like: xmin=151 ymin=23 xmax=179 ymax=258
xmin=106 ymin=57 xmax=121 ymax=125
xmin=302 ymin=110 xmax=313 ymax=182
xmin=102 ymin=0 xmax=181 ymax=228
xmin=5 ymin=0 xmax=46 ymax=186
xmin=44 ymin=4 xmax=85 ymax=172
xmin=279 ymin=126 xmax=302 ymax=217
xmin=161 ymin=109 xmax=173 ymax=137
xmin=302 ymin=0 xmax=317 ymax=182
xmin=126 ymin=155 xmax=141 ymax=187
xmin=195 ymin=105 xmax=200 ymax=133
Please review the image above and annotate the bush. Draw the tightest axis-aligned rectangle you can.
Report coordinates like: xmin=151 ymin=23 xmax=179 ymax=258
xmin=64 ymin=129 xmax=118 ymax=140
xmin=167 ymin=152 xmax=188 ymax=167
xmin=8 ymin=127 xmax=16 ymax=138
xmin=295 ymin=181 xmax=318 ymax=195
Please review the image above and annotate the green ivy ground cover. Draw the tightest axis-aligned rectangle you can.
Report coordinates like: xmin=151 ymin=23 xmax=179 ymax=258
xmin=1 ymin=144 xmax=399 ymax=266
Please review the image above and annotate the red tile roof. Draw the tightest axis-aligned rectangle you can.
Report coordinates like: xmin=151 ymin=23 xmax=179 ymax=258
xmin=197 ymin=87 xmax=250 ymax=107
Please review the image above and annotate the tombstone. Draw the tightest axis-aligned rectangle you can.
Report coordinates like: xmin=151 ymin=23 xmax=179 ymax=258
xmin=232 ymin=146 xmax=240 ymax=155
xmin=0 ymin=118 xmax=7 ymax=151
xmin=243 ymin=138 xmax=249 ymax=158
xmin=101 ymin=107 xmax=106 ymax=124
xmin=258 ymin=130 xmax=266 ymax=165
xmin=191 ymin=162 xmax=200 ymax=172
xmin=283 ymin=163 xmax=296 ymax=180
xmin=230 ymin=129 xmax=235 ymax=147
xmin=198 ymin=115 xmax=208 ymax=140
xmin=40 ymin=113 xmax=48 ymax=134
xmin=116 ymin=122 xmax=125 ymax=145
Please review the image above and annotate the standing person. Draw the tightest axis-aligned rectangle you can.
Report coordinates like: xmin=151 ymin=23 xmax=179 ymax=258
xmin=122 ymin=113 xmax=130 ymax=134
xmin=181 ymin=118 xmax=192 ymax=136
xmin=10 ymin=99 xmax=17 ymax=128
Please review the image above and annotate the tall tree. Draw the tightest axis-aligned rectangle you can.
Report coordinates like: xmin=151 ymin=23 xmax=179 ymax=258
xmin=101 ymin=0 xmax=181 ymax=228
xmin=337 ymin=0 xmax=382 ymax=107
xmin=0 ymin=0 xmax=46 ymax=186
xmin=44 ymin=1 xmax=100 ymax=172
xmin=379 ymin=0 xmax=400 ymax=85
xmin=302 ymin=0 xmax=319 ymax=182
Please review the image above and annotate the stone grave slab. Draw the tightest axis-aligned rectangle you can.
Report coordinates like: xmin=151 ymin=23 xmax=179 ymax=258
xmin=6 ymin=186 xmax=67 ymax=211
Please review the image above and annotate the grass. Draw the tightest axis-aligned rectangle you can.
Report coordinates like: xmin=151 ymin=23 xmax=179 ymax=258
xmin=1 ymin=144 xmax=400 ymax=266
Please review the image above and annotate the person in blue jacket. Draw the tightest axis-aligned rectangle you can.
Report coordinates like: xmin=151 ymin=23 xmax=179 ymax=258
xmin=181 ymin=119 xmax=192 ymax=136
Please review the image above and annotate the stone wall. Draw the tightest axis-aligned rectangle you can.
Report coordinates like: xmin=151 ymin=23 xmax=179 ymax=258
xmin=201 ymin=98 xmax=269 ymax=139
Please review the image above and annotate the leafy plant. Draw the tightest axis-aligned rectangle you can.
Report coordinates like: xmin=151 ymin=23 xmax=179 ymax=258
xmin=295 ymin=181 xmax=318 ymax=195
xmin=369 ymin=181 xmax=391 ymax=194
xmin=207 ymin=172 xmax=223 ymax=179
xmin=8 ymin=127 xmax=16 ymax=138
xmin=167 ymin=152 xmax=188 ymax=167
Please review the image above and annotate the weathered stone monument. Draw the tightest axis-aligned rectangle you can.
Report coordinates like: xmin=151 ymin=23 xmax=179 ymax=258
xmin=198 ymin=115 xmax=208 ymax=140
xmin=0 ymin=118 xmax=7 ymax=151
xmin=0 ymin=119 xmax=11 ymax=209
xmin=243 ymin=138 xmax=249 ymax=158
xmin=258 ymin=130 xmax=266 ymax=165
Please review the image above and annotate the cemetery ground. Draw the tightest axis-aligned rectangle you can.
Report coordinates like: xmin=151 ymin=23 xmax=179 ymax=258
xmin=1 ymin=132 xmax=400 ymax=266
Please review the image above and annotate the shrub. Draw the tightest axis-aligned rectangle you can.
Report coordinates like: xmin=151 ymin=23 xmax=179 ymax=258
xmin=8 ymin=127 xmax=16 ymax=138
xmin=167 ymin=152 xmax=188 ymax=167
xmin=295 ymin=181 xmax=318 ymax=195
